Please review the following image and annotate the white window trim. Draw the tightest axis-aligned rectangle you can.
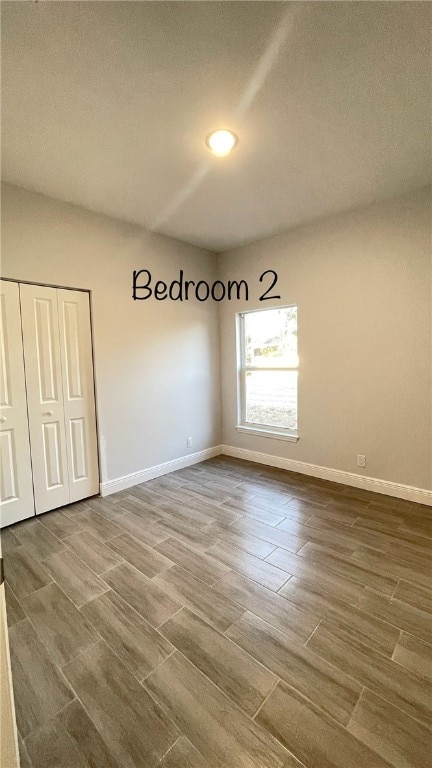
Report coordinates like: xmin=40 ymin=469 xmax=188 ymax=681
xmin=236 ymin=307 xmax=299 ymax=440
xmin=235 ymin=425 xmax=299 ymax=442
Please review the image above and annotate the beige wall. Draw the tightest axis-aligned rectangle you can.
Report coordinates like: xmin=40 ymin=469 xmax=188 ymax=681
xmin=2 ymin=183 xmax=430 ymax=492
xmin=1 ymin=183 xmax=221 ymax=484
xmin=218 ymin=188 xmax=432 ymax=491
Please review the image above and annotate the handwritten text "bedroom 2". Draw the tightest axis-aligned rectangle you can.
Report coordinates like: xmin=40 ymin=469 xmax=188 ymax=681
xmin=132 ymin=269 xmax=281 ymax=302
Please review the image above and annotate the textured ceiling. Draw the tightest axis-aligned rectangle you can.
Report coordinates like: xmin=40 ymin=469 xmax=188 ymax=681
xmin=2 ymin=1 xmax=431 ymax=252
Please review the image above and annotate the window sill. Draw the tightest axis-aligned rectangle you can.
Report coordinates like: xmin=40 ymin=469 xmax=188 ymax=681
xmin=235 ymin=425 xmax=299 ymax=442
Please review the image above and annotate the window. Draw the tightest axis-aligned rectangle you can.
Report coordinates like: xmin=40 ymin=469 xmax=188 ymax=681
xmin=237 ymin=306 xmax=298 ymax=441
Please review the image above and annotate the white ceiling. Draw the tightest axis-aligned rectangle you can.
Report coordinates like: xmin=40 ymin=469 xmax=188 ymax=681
xmin=2 ymin=1 xmax=431 ymax=252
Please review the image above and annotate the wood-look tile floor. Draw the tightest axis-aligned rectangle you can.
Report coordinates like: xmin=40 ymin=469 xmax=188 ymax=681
xmin=3 ymin=456 xmax=432 ymax=768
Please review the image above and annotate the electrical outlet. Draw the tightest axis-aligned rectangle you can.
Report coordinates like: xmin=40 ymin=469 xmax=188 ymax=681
xmin=187 ymin=437 xmax=192 ymax=448
xmin=357 ymin=454 xmax=366 ymax=468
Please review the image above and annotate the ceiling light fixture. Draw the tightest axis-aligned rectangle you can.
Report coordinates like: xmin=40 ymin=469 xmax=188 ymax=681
xmin=206 ymin=129 xmax=238 ymax=157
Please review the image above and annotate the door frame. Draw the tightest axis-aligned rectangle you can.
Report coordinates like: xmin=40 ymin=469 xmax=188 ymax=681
xmin=0 ymin=538 xmax=19 ymax=767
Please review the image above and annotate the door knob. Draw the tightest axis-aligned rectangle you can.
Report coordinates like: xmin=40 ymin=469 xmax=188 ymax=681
xmin=0 ymin=416 xmax=6 ymax=423
xmin=45 ymin=410 xmax=54 ymax=417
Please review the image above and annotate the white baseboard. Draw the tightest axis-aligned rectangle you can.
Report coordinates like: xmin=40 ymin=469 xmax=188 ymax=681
xmin=100 ymin=446 xmax=222 ymax=496
xmin=100 ymin=442 xmax=432 ymax=506
xmin=220 ymin=444 xmax=432 ymax=506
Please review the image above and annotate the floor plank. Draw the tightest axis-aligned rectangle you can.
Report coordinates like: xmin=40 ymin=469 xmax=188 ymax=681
xmin=232 ymin=516 xmax=307 ymax=553
xmin=43 ymin=549 xmax=108 ymax=608
xmin=356 ymin=587 xmax=432 ymax=644
xmin=215 ymin=570 xmax=319 ymax=642
xmin=226 ymin=611 xmax=361 ymax=725
xmin=265 ymin=546 xmax=364 ymax=604
xmin=205 ymin=480 xmax=254 ymax=499
xmin=155 ymin=537 xmax=231 ymax=585
xmin=9 ymin=619 xmax=74 ymax=737
xmin=153 ymin=564 xmax=245 ymax=632
xmin=63 ymin=530 xmax=125 ymax=574
xmin=302 ymin=515 xmax=388 ymax=554
xmin=256 ymin=680 xmax=393 ymax=768
xmin=393 ymin=579 xmax=432 ymax=613
xmin=81 ymin=589 xmax=174 ymax=679
xmin=21 ymin=582 xmax=98 ymax=666
xmin=156 ymin=497 xmax=217 ymax=526
xmin=352 ymin=545 xmax=432 ymax=589
xmin=158 ymin=736 xmax=207 ymax=768
xmin=392 ymin=632 xmax=432 ymax=682
xmin=4 ymin=546 xmax=52 ymax=599
xmin=58 ymin=698 xmax=121 ymax=768
xmin=0 ymin=526 xmax=22 ymax=552
xmin=25 ymin=717 xmax=88 ymax=768
xmin=279 ymin=577 xmax=400 ymax=655
xmin=220 ymin=498 xmax=287 ymax=527
xmin=86 ymin=497 xmax=128 ymax=520
xmin=207 ymin=540 xmax=290 ymax=591
xmin=127 ymin=485 xmax=170 ymax=507
xmin=347 ymin=689 xmax=431 ymax=768
xmin=102 ymin=561 xmax=181 ymax=627
xmin=72 ymin=510 xmax=125 ymax=543
xmin=145 ymin=651 xmax=301 ymax=768
xmin=63 ymin=641 xmax=179 ymax=768
xmin=4 ymin=582 xmax=25 ymax=626
xmin=160 ymin=607 xmax=277 ymax=716
xmin=298 ymin=541 xmax=398 ymax=595
xmin=306 ymin=620 xmax=432 ymax=727
xmin=38 ymin=509 xmax=85 ymax=540
xmin=112 ymin=494 xmax=165 ymax=525
xmin=202 ymin=520 xmax=277 ymax=559
xmin=108 ymin=532 xmax=174 ymax=578
xmin=154 ymin=516 xmax=222 ymax=552
xmin=11 ymin=518 xmax=65 ymax=561
xmin=111 ymin=510 xmax=169 ymax=546
xmin=61 ymin=500 xmax=92 ymax=517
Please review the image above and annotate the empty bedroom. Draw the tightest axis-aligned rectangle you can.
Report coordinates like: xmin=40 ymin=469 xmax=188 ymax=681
xmin=0 ymin=2 xmax=431 ymax=767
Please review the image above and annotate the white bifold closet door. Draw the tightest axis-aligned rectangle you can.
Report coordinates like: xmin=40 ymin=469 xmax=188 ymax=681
xmin=57 ymin=290 xmax=99 ymax=505
xmin=20 ymin=284 xmax=99 ymax=515
xmin=0 ymin=281 xmax=35 ymax=527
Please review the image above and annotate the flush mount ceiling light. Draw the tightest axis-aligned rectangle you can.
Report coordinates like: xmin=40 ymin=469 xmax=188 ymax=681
xmin=206 ymin=129 xmax=238 ymax=157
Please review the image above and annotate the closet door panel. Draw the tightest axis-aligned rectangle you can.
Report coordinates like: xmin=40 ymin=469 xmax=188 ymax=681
xmin=0 ymin=281 xmax=35 ymax=527
xmin=20 ymin=284 xmax=69 ymax=513
xmin=58 ymin=290 xmax=99 ymax=502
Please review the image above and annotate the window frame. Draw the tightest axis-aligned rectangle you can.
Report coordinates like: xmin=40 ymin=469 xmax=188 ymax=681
xmin=236 ymin=305 xmax=299 ymax=442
